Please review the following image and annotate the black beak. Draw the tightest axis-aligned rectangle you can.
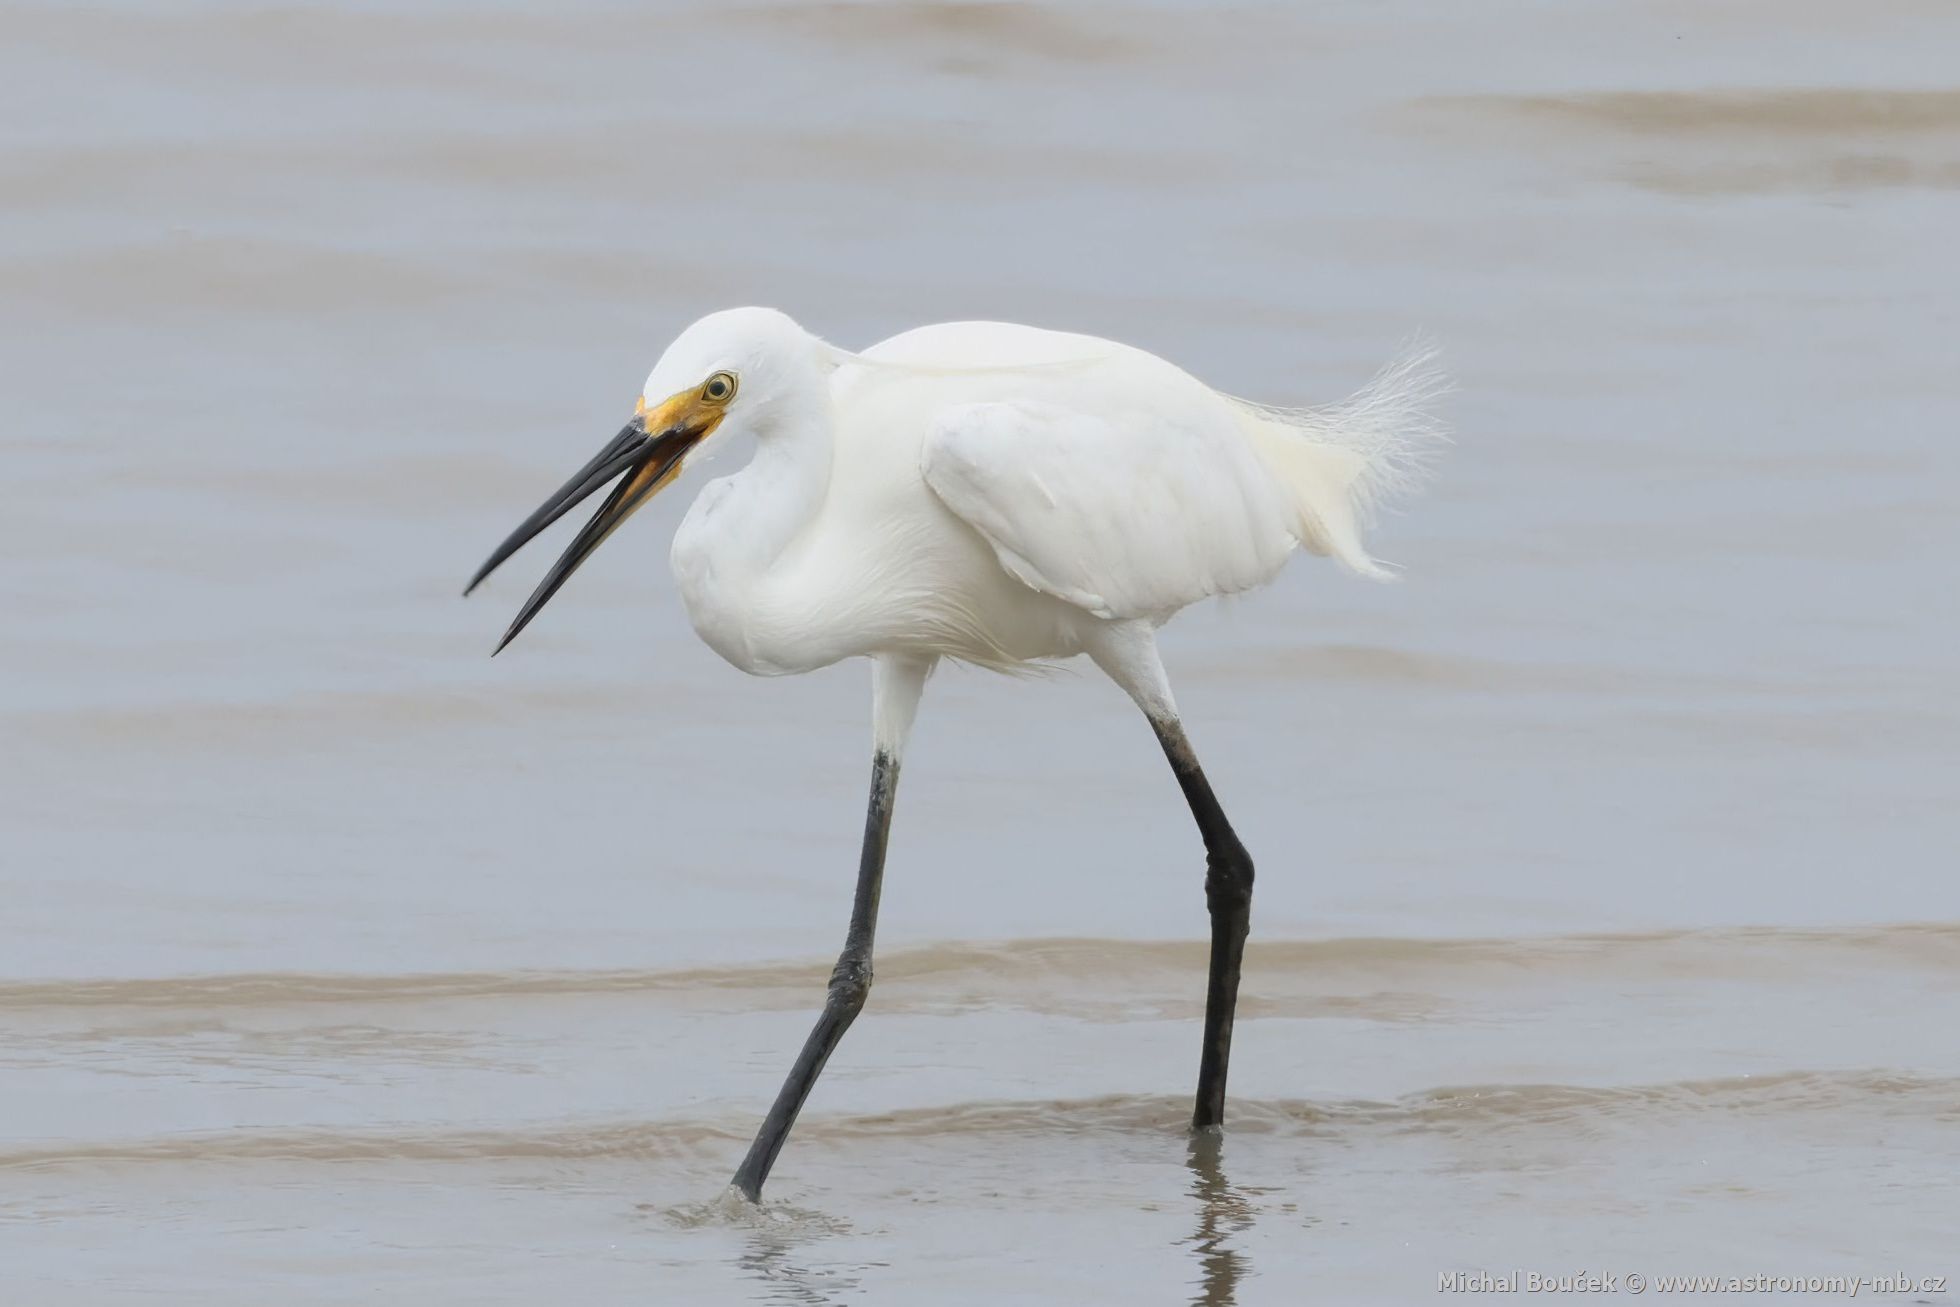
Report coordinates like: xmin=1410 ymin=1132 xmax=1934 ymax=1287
xmin=464 ymin=414 xmax=696 ymax=655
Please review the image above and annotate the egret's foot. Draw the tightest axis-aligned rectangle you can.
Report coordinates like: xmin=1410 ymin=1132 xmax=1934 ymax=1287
xmin=661 ymin=1185 xmax=771 ymax=1229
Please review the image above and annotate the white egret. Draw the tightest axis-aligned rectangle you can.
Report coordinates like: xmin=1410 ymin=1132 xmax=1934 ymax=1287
xmin=466 ymin=307 xmax=1444 ymax=1201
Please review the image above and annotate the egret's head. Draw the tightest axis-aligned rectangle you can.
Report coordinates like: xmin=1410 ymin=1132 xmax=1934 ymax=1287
xmin=463 ymin=306 xmax=827 ymax=653
xmin=639 ymin=305 xmax=829 ymax=441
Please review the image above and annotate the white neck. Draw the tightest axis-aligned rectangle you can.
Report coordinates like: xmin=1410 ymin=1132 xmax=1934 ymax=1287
xmin=670 ymin=385 xmax=835 ymax=672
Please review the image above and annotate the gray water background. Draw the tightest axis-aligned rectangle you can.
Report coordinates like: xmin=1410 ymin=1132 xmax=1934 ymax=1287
xmin=3 ymin=2 xmax=1957 ymax=1303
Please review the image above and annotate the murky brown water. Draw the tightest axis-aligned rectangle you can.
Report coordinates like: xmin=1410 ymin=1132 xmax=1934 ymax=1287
xmin=5 ymin=1 xmax=1959 ymax=1302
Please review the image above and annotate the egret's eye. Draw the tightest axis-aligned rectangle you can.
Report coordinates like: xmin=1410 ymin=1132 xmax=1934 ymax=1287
xmin=702 ymin=371 xmax=738 ymax=404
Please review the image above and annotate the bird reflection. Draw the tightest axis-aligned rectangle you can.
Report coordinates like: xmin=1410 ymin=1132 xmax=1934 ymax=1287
xmin=1183 ymin=1132 xmax=1255 ymax=1307
xmin=675 ymin=1131 xmax=1260 ymax=1305
xmin=735 ymin=1213 xmax=863 ymax=1307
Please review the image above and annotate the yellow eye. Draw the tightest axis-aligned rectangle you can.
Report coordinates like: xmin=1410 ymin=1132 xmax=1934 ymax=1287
xmin=702 ymin=371 xmax=738 ymax=404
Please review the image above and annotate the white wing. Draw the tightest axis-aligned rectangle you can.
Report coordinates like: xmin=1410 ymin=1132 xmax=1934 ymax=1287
xmin=922 ymin=399 xmax=1302 ymax=621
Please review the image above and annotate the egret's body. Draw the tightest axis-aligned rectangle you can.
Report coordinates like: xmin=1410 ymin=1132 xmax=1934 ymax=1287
xmin=468 ymin=307 xmax=1443 ymax=1201
xmin=670 ymin=316 xmax=1395 ymax=678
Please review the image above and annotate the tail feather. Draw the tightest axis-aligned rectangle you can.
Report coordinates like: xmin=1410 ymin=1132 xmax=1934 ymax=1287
xmin=1232 ymin=337 xmax=1451 ymax=579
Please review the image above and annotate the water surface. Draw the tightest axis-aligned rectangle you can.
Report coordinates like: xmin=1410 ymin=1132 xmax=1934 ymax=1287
xmin=4 ymin=1 xmax=1958 ymax=1302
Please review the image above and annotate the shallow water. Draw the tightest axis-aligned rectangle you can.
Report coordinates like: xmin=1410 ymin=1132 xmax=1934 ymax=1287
xmin=4 ymin=1 xmax=1958 ymax=1302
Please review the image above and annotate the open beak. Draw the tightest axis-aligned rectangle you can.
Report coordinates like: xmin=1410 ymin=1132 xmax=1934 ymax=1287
xmin=465 ymin=389 xmax=721 ymax=654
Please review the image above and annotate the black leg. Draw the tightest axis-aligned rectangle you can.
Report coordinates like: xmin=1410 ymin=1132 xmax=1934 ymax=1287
xmin=731 ymin=750 xmax=900 ymax=1200
xmin=1150 ymin=718 xmax=1255 ymax=1132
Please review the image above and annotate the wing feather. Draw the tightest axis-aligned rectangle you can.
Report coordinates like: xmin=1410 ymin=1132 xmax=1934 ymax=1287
xmin=922 ymin=401 xmax=1299 ymax=621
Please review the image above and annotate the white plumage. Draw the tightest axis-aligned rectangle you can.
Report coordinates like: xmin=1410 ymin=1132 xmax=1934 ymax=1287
xmin=468 ymin=305 xmax=1446 ymax=1201
xmin=652 ymin=309 xmax=1444 ymax=688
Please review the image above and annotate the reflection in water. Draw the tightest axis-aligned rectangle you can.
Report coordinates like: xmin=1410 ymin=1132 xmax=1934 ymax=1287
xmin=738 ymin=1221 xmax=862 ymax=1307
xmin=679 ymin=1131 xmax=1261 ymax=1305
xmin=727 ymin=1197 xmax=868 ymax=1307
xmin=659 ymin=1190 xmax=863 ymax=1307
xmin=1183 ymin=1132 xmax=1255 ymax=1307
